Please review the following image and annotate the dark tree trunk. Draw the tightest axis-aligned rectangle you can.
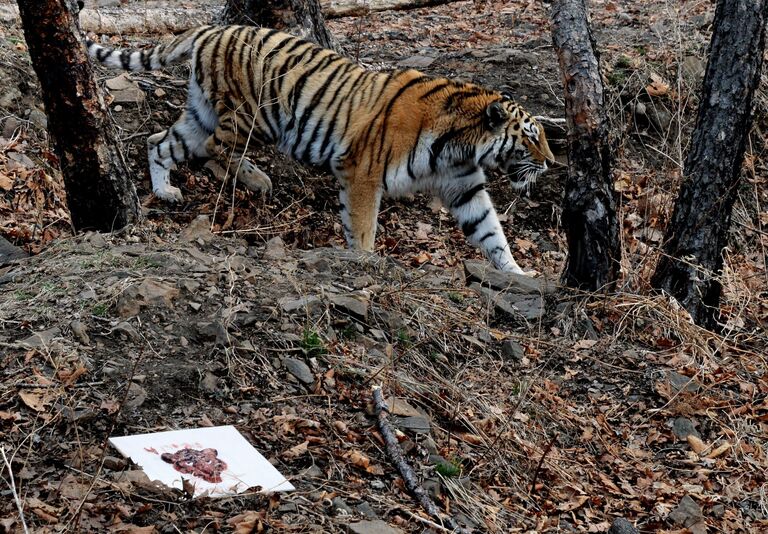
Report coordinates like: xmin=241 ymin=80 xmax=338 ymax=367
xmin=551 ymin=0 xmax=620 ymax=291
xmin=221 ymin=0 xmax=340 ymax=52
xmin=651 ymin=0 xmax=768 ymax=329
xmin=17 ymin=0 xmax=140 ymax=232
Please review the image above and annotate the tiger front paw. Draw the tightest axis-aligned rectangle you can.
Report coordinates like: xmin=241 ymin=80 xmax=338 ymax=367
xmin=154 ymin=185 xmax=184 ymax=203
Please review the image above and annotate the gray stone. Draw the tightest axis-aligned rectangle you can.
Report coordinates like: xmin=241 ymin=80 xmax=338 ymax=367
xmin=284 ymin=357 xmax=314 ymax=385
xmin=332 ymin=496 xmax=353 ymax=515
xmin=278 ymin=502 xmax=298 ymax=513
xmin=0 ymin=235 xmax=28 ymax=265
xmin=19 ymin=327 xmax=60 ymax=349
xmin=347 ymin=520 xmax=403 ymax=534
xmin=608 ymin=518 xmax=639 ymax=534
xmin=2 ymin=116 xmax=21 ymax=138
xmin=672 ymin=416 xmax=700 ymax=440
xmin=123 ymin=383 xmax=147 ymax=410
xmin=506 ymin=295 xmax=545 ymax=321
xmin=279 ymin=295 xmax=322 ymax=314
xmin=394 ymin=415 xmax=431 ymax=434
xmin=112 ymin=321 xmax=140 ymax=341
xmin=180 ymin=215 xmax=214 ymax=243
xmin=263 ymin=236 xmax=287 ymax=260
xmin=668 ymin=495 xmax=703 ymax=527
xmin=355 ymin=502 xmax=377 ymax=519
xmin=397 ymin=55 xmax=435 ymax=68
xmin=69 ymin=320 xmax=90 ymax=345
xmin=464 ymin=260 xmax=552 ymax=294
xmin=200 ymin=371 xmax=220 ymax=393
xmin=423 ymin=477 xmax=442 ymax=499
xmin=28 ymin=108 xmax=47 ymax=130
xmin=666 ymin=371 xmax=701 ymax=393
xmin=501 ymin=339 xmax=525 ymax=361
xmin=330 ymin=294 xmax=369 ymax=320
xmin=470 ymin=283 xmax=544 ymax=321
xmin=302 ymin=465 xmax=323 ymax=478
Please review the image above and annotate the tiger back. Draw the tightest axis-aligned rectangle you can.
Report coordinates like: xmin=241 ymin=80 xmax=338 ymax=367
xmin=87 ymin=25 xmax=554 ymax=275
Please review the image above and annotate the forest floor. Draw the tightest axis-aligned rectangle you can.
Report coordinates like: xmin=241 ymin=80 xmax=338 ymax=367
xmin=1 ymin=0 xmax=767 ymax=533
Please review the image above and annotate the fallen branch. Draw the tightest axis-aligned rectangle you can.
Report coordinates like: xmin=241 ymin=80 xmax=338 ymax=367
xmin=371 ymin=385 xmax=471 ymax=533
xmin=323 ymin=0 xmax=462 ymax=18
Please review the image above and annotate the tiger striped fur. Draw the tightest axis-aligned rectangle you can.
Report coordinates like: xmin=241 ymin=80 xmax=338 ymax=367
xmin=87 ymin=25 xmax=554 ymax=274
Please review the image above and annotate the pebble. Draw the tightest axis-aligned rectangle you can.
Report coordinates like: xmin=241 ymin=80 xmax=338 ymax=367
xmin=284 ymin=357 xmax=314 ymax=385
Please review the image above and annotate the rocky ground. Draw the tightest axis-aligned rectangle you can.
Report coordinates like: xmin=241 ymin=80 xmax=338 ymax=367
xmin=1 ymin=0 xmax=767 ymax=533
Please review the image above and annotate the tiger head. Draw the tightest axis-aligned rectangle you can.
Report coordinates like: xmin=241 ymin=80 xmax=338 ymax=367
xmin=479 ymin=94 xmax=555 ymax=191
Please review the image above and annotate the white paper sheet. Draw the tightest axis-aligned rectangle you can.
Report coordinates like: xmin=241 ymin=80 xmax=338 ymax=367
xmin=109 ymin=425 xmax=295 ymax=497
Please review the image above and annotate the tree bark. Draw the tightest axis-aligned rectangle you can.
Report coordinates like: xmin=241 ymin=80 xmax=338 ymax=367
xmin=221 ymin=0 xmax=340 ymax=52
xmin=651 ymin=0 xmax=768 ymax=328
xmin=17 ymin=0 xmax=140 ymax=232
xmin=551 ymin=0 xmax=620 ymax=291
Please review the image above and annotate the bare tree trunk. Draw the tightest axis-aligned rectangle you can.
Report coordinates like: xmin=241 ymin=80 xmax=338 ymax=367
xmin=221 ymin=0 xmax=340 ymax=52
xmin=17 ymin=0 xmax=140 ymax=232
xmin=651 ymin=0 xmax=768 ymax=329
xmin=551 ymin=0 xmax=620 ymax=291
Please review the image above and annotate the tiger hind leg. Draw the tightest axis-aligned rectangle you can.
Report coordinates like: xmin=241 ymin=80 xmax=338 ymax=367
xmin=202 ymin=113 xmax=272 ymax=195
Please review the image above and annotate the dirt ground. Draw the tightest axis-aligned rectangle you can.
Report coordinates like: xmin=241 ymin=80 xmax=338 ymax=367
xmin=1 ymin=1 xmax=767 ymax=533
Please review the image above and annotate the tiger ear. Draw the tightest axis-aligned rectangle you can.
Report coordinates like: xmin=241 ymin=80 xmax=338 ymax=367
xmin=485 ymin=102 xmax=509 ymax=130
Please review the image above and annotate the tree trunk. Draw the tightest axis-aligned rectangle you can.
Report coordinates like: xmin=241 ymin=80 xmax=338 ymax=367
xmin=17 ymin=0 xmax=140 ymax=232
xmin=651 ymin=0 xmax=768 ymax=328
xmin=551 ymin=0 xmax=620 ymax=291
xmin=221 ymin=0 xmax=340 ymax=52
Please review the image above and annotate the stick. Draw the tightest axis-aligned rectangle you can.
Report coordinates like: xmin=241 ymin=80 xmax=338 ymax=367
xmin=1 ymin=446 xmax=30 ymax=534
xmin=371 ymin=385 xmax=471 ymax=533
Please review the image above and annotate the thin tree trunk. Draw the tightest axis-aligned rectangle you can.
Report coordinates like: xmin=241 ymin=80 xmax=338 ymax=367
xmin=17 ymin=0 xmax=140 ymax=232
xmin=651 ymin=0 xmax=768 ymax=328
xmin=551 ymin=0 xmax=620 ymax=291
xmin=221 ymin=0 xmax=340 ymax=52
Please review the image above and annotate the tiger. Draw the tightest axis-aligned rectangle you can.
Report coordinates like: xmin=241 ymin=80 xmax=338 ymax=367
xmin=86 ymin=25 xmax=554 ymax=275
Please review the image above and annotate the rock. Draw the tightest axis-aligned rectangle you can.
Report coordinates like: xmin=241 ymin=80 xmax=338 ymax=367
xmin=682 ymin=56 xmax=705 ymax=80
xmin=330 ymin=294 xmax=369 ymax=320
xmin=123 ymin=383 xmax=147 ymax=410
xmin=501 ymin=339 xmax=525 ymax=361
xmin=385 ymin=397 xmax=422 ymax=417
xmin=668 ymin=495 xmax=703 ymax=528
xmin=0 ymin=235 xmax=28 ymax=265
xmin=5 ymin=151 xmax=36 ymax=171
xmin=665 ymin=371 xmax=700 ymax=393
xmin=200 ymin=371 xmax=220 ymax=393
xmin=470 ymin=283 xmax=544 ymax=321
xmin=347 ymin=520 xmax=403 ymax=534
xmin=397 ymin=54 xmax=435 ymax=68
xmin=102 ymin=456 xmax=128 ymax=471
xmin=332 ymin=496 xmax=353 ymax=515
xmin=672 ymin=416 xmax=700 ymax=440
xmin=464 ymin=260 xmax=552 ymax=294
xmin=70 ymin=320 xmax=90 ymax=345
xmin=180 ymin=215 xmax=214 ymax=243
xmin=28 ymin=108 xmax=47 ymax=130
xmin=105 ymin=74 xmax=145 ymax=104
xmin=112 ymin=321 xmax=139 ymax=341
xmin=2 ymin=116 xmax=21 ymax=138
xmin=608 ymin=518 xmax=639 ymax=534
xmin=263 ymin=236 xmax=287 ymax=260
xmin=394 ymin=415 xmax=431 ymax=434
xmin=423 ymin=477 xmax=442 ymax=499
xmin=302 ymin=465 xmax=323 ymax=478
xmin=0 ymin=86 xmax=21 ymax=108
xmin=116 ymin=278 xmax=180 ymax=317
xmin=278 ymin=295 xmax=322 ymax=314
xmin=18 ymin=327 xmax=60 ymax=349
xmin=369 ymin=479 xmax=386 ymax=490
xmin=355 ymin=502 xmax=377 ymax=519
xmin=284 ymin=357 xmax=314 ymax=385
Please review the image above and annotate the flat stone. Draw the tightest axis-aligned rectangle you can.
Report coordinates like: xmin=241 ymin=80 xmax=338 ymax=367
xmin=70 ymin=320 xmax=90 ymax=345
xmin=470 ymin=283 xmax=544 ymax=320
xmin=501 ymin=339 xmax=525 ymax=361
xmin=347 ymin=520 xmax=403 ymax=534
xmin=330 ymin=294 xmax=369 ymax=320
xmin=279 ymin=295 xmax=322 ymax=314
xmin=668 ymin=495 xmax=703 ymax=528
xmin=332 ymin=496 xmax=353 ymax=515
xmin=385 ymin=397 xmax=422 ymax=417
xmin=123 ymin=383 xmax=147 ymax=410
xmin=464 ymin=260 xmax=552 ymax=294
xmin=284 ymin=357 xmax=314 ymax=385
xmin=608 ymin=518 xmax=639 ymax=534
xmin=19 ymin=327 xmax=60 ymax=349
xmin=394 ymin=415 xmax=431 ymax=434
xmin=180 ymin=215 xmax=214 ymax=243
xmin=397 ymin=54 xmax=435 ymax=68
xmin=355 ymin=502 xmax=378 ymax=519
xmin=672 ymin=416 xmax=700 ymax=440
xmin=665 ymin=371 xmax=701 ymax=393
xmin=0 ymin=235 xmax=28 ymax=265
xmin=263 ymin=236 xmax=287 ymax=260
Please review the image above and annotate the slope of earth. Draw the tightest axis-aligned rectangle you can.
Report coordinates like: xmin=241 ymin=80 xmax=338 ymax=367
xmin=0 ymin=0 xmax=767 ymax=533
